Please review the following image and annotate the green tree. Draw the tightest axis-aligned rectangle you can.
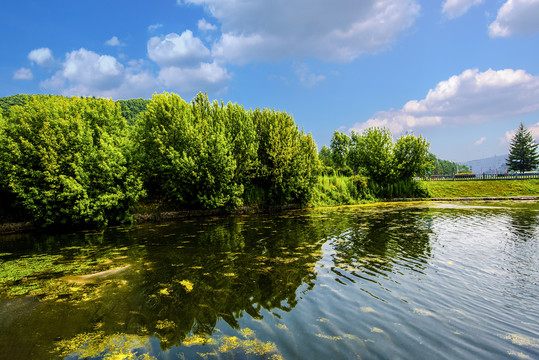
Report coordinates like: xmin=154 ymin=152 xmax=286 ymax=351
xmin=221 ymin=102 xmax=258 ymax=185
xmin=506 ymin=123 xmax=539 ymax=173
xmin=0 ymin=96 xmax=144 ymax=227
xmin=132 ymin=92 xmax=242 ymax=209
xmin=349 ymin=127 xmax=394 ymax=184
xmin=429 ymin=155 xmax=469 ymax=175
xmin=393 ymin=133 xmax=432 ymax=180
xmin=318 ymin=145 xmax=333 ymax=167
xmin=251 ymin=108 xmax=320 ymax=205
xmin=330 ymin=131 xmax=351 ymax=169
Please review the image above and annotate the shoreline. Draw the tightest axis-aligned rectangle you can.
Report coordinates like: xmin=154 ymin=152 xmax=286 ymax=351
xmin=1 ymin=196 xmax=537 ymax=235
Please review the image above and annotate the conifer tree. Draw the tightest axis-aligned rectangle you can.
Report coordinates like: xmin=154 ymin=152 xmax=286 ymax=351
xmin=506 ymin=123 xmax=539 ymax=172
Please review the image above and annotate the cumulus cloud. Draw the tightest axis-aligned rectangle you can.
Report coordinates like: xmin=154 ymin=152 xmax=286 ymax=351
xmin=148 ymin=31 xmax=211 ymax=66
xmin=489 ymin=0 xmax=539 ymax=37
xmin=198 ymin=18 xmax=217 ymax=31
xmin=442 ymin=0 xmax=484 ymax=19
xmin=28 ymin=47 xmax=54 ymax=66
xmin=105 ymin=36 xmax=123 ymax=47
xmin=63 ymin=49 xmax=125 ymax=90
xmin=180 ymin=0 xmax=420 ymax=64
xmin=351 ymin=68 xmax=539 ymax=135
xmin=38 ymin=46 xmax=230 ymax=99
xmin=13 ymin=67 xmax=33 ymax=80
xmin=158 ymin=61 xmax=231 ymax=95
xmin=41 ymin=48 xmax=155 ymax=98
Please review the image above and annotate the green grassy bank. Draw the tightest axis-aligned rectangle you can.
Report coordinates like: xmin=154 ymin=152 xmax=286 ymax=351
xmin=422 ymin=179 xmax=539 ymax=198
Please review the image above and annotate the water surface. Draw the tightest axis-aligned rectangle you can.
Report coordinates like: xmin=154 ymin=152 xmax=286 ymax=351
xmin=1 ymin=202 xmax=538 ymax=359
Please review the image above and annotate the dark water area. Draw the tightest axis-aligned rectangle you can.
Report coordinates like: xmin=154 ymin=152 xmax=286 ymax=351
xmin=0 ymin=202 xmax=538 ymax=359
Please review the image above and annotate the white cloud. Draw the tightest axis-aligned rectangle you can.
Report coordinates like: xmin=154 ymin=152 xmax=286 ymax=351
xmin=63 ymin=49 xmax=125 ymax=90
xmin=489 ymin=0 xmax=539 ymax=37
xmin=442 ymin=0 xmax=484 ymax=19
xmin=39 ymin=47 xmax=230 ymax=99
xmin=198 ymin=18 xmax=217 ymax=31
xmin=13 ymin=67 xmax=33 ymax=80
xmin=41 ymin=48 xmax=153 ymax=98
xmin=351 ymin=68 xmax=539 ymax=135
xmin=148 ymin=31 xmax=210 ymax=66
xmin=474 ymin=137 xmax=487 ymax=145
xmin=148 ymin=23 xmax=163 ymax=32
xmin=294 ymin=63 xmax=326 ymax=87
xmin=105 ymin=36 xmax=123 ymax=47
xmin=181 ymin=0 xmax=420 ymax=64
xmin=158 ymin=61 xmax=231 ymax=95
xmin=28 ymin=47 xmax=54 ymax=66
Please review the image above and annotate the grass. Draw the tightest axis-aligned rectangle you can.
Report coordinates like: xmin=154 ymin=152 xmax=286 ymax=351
xmin=423 ymin=179 xmax=539 ymax=198
xmin=310 ymin=175 xmax=369 ymax=207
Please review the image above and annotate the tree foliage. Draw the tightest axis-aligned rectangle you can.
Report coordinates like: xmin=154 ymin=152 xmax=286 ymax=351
xmin=0 ymin=96 xmax=144 ymax=227
xmin=251 ymin=108 xmax=320 ymax=205
xmin=393 ymin=133 xmax=432 ymax=180
xmin=132 ymin=92 xmax=242 ymax=209
xmin=506 ymin=123 xmax=539 ymax=173
xmin=429 ymin=155 xmax=469 ymax=175
xmin=349 ymin=127 xmax=395 ymax=184
xmin=330 ymin=131 xmax=351 ymax=171
xmin=132 ymin=92 xmax=319 ymax=208
xmin=117 ymin=98 xmax=150 ymax=126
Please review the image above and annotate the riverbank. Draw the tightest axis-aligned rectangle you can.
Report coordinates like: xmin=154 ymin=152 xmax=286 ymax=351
xmin=2 ymin=179 xmax=538 ymax=235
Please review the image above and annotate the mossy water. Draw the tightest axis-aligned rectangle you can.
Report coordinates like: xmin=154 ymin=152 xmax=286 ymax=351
xmin=1 ymin=202 xmax=538 ymax=359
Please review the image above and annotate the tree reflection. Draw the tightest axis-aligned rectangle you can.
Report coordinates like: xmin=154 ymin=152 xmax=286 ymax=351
xmin=329 ymin=206 xmax=434 ymax=278
xmin=0 ymin=205 xmax=436 ymax=358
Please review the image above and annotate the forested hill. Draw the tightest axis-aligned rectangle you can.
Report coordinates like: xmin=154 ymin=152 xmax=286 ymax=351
xmin=0 ymin=94 xmax=149 ymax=125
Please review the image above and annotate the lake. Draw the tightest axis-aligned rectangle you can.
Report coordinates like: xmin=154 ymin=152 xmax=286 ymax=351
xmin=1 ymin=202 xmax=538 ymax=359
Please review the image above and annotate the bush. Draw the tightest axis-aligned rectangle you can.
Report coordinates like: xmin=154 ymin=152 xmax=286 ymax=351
xmin=0 ymin=96 xmax=144 ymax=227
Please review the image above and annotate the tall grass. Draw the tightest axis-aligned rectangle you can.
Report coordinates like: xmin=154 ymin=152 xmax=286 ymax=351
xmin=368 ymin=179 xmax=431 ymax=199
xmin=310 ymin=175 xmax=372 ymax=207
xmin=311 ymin=176 xmax=431 ymax=207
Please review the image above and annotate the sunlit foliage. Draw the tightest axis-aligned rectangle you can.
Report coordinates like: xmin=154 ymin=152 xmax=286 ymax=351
xmin=0 ymin=96 xmax=144 ymax=227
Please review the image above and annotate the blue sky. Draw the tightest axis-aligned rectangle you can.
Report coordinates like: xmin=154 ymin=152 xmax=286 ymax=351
xmin=2 ymin=0 xmax=539 ymax=162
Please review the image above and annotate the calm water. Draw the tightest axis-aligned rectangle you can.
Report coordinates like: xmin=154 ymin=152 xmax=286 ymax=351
xmin=0 ymin=202 xmax=538 ymax=359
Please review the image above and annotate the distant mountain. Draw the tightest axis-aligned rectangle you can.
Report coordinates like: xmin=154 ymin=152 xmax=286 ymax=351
xmin=463 ymin=155 xmax=508 ymax=175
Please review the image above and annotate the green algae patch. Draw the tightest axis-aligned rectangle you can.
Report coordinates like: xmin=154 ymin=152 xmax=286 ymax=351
xmin=179 ymin=279 xmax=194 ymax=292
xmin=191 ymin=328 xmax=283 ymax=360
xmin=508 ymin=351 xmax=532 ymax=359
xmin=503 ymin=333 xmax=539 ymax=348
xmin=0 ymin=246 xmax=135 ymax=301
xmin=316 ymin=333 xmax=343 ymax=341
xmin=54 ymin=332 xmax=155 ymax=359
